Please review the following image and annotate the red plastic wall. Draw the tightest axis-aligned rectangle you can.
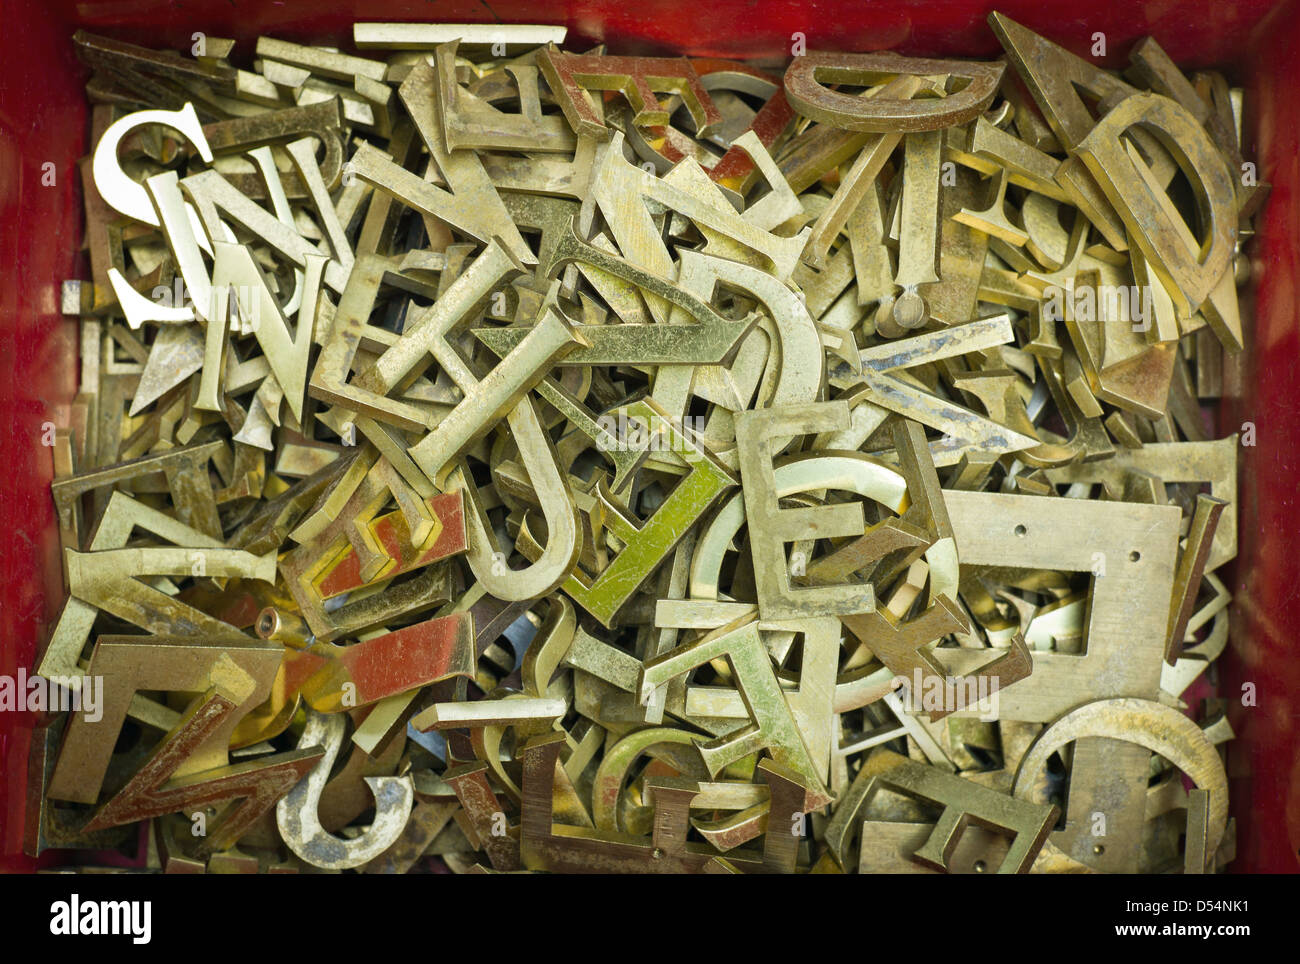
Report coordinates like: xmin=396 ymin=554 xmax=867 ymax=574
xmin=1 ymin=0 xmax=1295 ymax=872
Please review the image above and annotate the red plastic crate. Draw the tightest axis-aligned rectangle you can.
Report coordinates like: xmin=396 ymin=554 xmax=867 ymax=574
xmin=1 ymin=0 xmax=1295 ymax=873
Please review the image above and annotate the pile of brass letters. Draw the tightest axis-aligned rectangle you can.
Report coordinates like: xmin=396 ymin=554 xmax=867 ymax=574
xmin=35 ymin=12 xmax=1254 ymax=873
